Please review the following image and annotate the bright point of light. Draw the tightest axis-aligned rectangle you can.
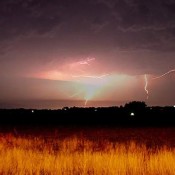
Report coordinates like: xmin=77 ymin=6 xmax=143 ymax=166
xmin=130 ymin=112 xmax=135 ymax=116
xmin=31 ymin=110 xmax=34 ymax=113
xmin=174 ymin=105 xmax=175 ymax=108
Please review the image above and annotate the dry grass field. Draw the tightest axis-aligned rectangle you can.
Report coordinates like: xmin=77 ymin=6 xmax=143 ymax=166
xmin=0 ymin=131 xmax=175 ymax=175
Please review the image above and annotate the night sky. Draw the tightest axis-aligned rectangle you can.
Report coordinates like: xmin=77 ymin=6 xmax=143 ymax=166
xmin=0 ymin=0 xmax=175 ymax=108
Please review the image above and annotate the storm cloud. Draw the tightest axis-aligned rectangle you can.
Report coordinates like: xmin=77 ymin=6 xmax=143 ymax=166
xmin=0 ymin=0 xmax=175 ymax=106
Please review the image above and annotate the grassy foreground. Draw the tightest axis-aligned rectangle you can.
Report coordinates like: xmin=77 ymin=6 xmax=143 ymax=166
xmin=0 ymin=134 xmax=175 ymax=175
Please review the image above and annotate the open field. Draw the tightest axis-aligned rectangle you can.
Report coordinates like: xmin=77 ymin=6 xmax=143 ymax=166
xmin=1 ymin=128 xmax=175 ymax=174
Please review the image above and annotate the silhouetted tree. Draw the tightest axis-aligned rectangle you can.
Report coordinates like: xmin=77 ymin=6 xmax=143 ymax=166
xmin=124 ymin=101 xmax=147 ymax=111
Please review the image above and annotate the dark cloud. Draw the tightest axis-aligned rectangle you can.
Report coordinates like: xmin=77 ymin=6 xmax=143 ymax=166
xmin=0 ymin=0 xmax=175 ymax=106
xmin=1 ymin=0 xmax=175 ymax=50
xmin=0 ymin=0 xmax=62 ymax=40
xmin=0 ymin=0 xmax=175 ymax=75
xmin=98 ymin=0 xmax=175 ymax=51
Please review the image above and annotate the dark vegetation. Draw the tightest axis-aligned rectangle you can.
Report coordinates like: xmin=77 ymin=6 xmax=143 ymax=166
xmin=0 ymin=101 xmax=175 ymax=127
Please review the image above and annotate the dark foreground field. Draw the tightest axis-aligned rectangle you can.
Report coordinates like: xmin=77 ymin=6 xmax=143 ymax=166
xmin=1 ymin=103 xmax=175 ymax=174
xmin=0 ymin=104 xmax=175 ymax=127
xmin=1 ymin=127 xmax=175 ymax=174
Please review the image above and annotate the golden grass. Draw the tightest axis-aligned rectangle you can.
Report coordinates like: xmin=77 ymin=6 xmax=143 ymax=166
xmin=0 ymin=134 xmax=175 ymax=175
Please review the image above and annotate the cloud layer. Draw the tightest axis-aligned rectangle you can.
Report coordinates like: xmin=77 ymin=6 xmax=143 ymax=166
xmin=0 ymin=0 xmax=175 ymax=106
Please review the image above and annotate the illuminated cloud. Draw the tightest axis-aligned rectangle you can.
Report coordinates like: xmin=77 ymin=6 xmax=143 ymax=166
xmin=0 ymin=0 xmax=175 ymax=107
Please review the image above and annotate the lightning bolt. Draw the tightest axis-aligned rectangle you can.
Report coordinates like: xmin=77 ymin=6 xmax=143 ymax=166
xmin=70 ymin=91 xmax=83 ymax=98
xmin=70 ymin=90 xmax=88 ymax=106
xmin=70 ymin=57 xmax=111 ymax=107
xmin=152 ymin=69 xmax=175 ymax=80
xmin=84 ymin=99 xmax=88 ymax=107
xmin=144 ymin=74 xmax=149 ymax=100
xmin=71 ymin=74 xmax=110 ymax=79
xmin=74 ymin=74 xmax=110 ymax=106
xmin=143 ymin=69 xmax=175 ymax=100
xmin=77 ymin=57 xmax=95 ymax=65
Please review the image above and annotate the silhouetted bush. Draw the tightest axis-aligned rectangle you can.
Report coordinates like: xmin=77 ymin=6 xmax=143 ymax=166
xmin=124 ymin=101 xmax=147 ymax=111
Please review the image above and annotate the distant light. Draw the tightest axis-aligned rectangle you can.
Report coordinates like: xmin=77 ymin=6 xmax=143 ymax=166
xmin=94 ymin=109 xmax=97 ymax=112
xmin=31 ymin=110 xmax=34 ymax=113
xmin=62 ymin=107 xmax=68 ymax=111
xmin=130 ymin=112 xmax=135 ymax=116
xmin=174 ymin=105 xmax=175 ymax=108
